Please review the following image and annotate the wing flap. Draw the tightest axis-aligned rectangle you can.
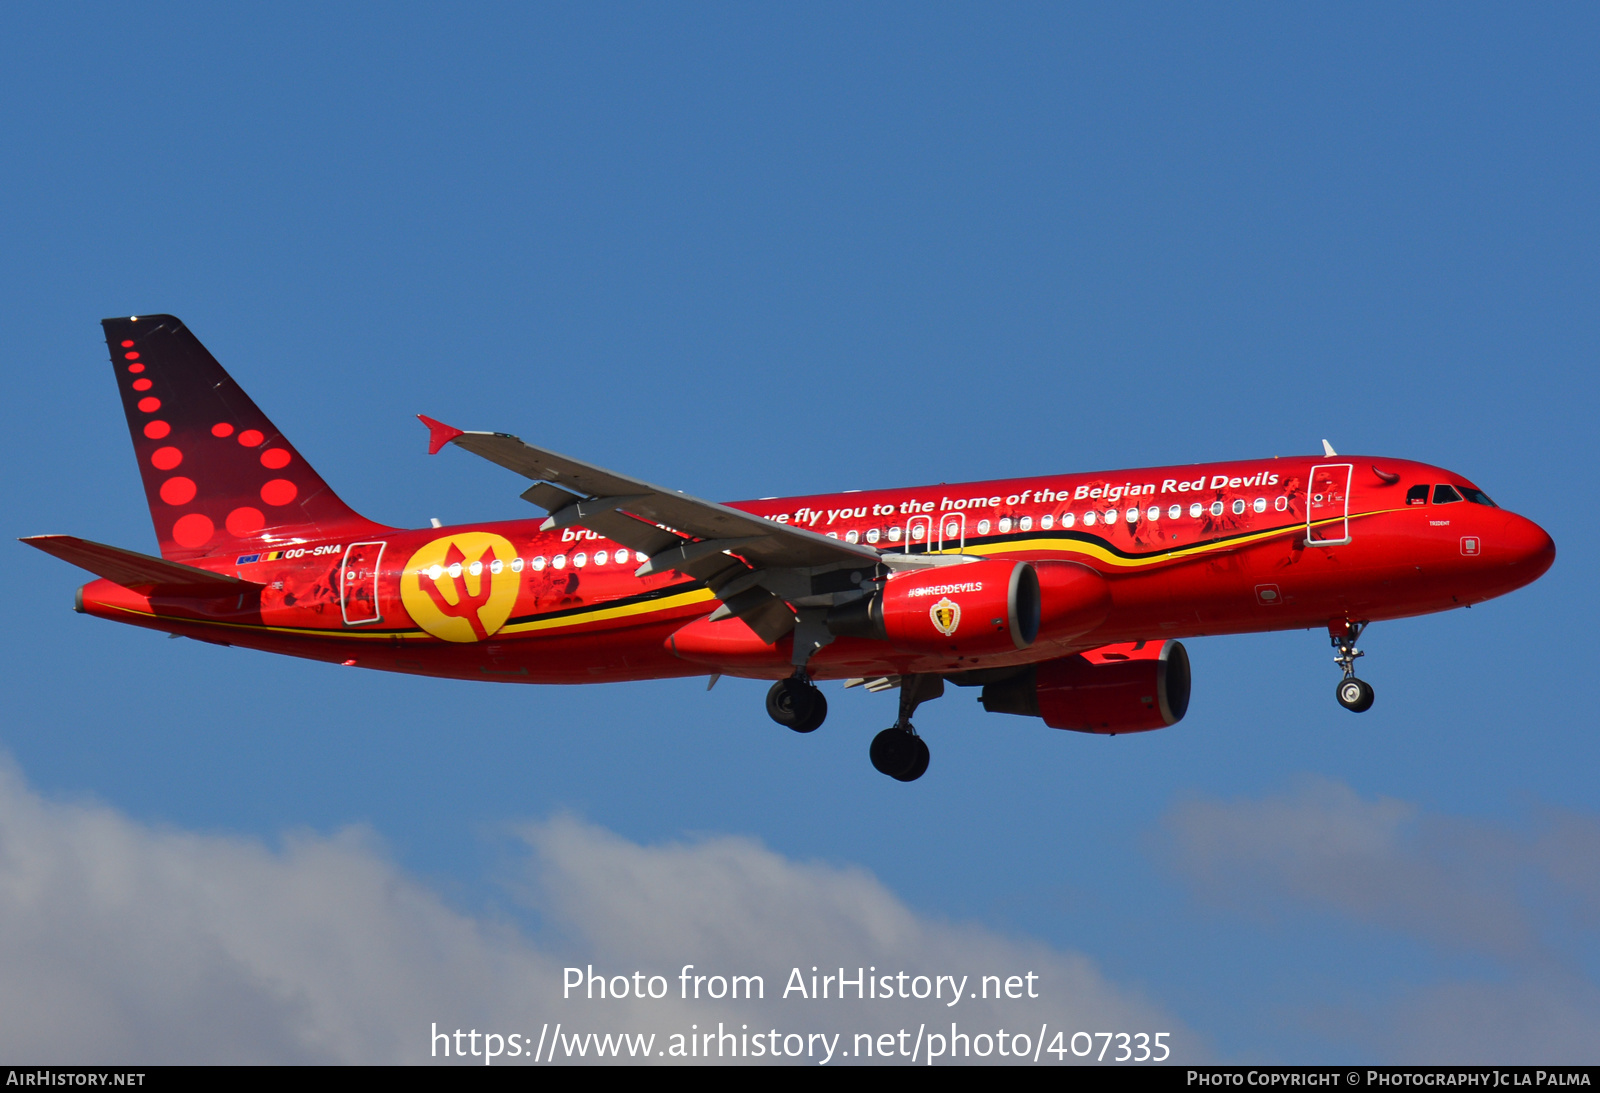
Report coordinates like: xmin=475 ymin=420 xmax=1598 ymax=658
xmin=564 ymin=508 xmax=685 ymax=558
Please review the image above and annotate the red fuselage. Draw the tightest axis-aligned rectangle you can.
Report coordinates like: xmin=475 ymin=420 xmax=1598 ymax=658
xmin=76 ymin=454 xmax=1555 ymax=684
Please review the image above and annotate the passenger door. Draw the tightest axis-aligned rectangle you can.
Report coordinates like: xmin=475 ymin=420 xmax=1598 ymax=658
xmin=1306 ymin=464 xmax=1352 ymax=546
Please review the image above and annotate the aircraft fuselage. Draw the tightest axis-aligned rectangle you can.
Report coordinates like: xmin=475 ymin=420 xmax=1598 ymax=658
xmin=75 ymin=453 xmax=1554 ymax=685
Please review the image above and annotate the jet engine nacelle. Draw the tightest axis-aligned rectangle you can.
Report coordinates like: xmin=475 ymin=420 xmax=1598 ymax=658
xmin=979 ymin=640 xmax=1191 ymax=733
xmin=828 ymin=559 xmax=1040 ymax=656
xmin=1031 ymin=560 xmax=1112 ymax=643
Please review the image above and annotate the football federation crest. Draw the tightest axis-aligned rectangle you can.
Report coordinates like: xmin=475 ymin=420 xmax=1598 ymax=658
xmin=930 ymin=596 xmax=961 ymax=636
xmin=400 ymin=532 xmax=522 ymax=642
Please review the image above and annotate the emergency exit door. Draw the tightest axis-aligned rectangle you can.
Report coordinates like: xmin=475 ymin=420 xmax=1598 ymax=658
xmin=340 ymin=541 xmax=386 ymax=625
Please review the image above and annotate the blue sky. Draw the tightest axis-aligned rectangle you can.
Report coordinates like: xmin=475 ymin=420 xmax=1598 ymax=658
xmin=3 ymin=3 xmax=1597 ymax=1063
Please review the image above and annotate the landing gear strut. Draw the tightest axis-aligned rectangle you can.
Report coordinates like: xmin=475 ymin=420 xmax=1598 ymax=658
xmin=870 ymin=675 xmax=941 ymax=782
xmin=1329 ymin=620 xmax=1375 ymax=713
xmin=767 ymin=674 xmax=827 ymax=733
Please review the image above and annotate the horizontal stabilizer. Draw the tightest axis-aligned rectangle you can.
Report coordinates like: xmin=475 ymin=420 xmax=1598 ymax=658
xmin=20 ymin=535 xmax=260 ymax=597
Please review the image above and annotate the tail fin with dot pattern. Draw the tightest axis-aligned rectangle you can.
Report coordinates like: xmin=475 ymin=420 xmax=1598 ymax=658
xmin=102 ymin=315 xmax=389 ymax=562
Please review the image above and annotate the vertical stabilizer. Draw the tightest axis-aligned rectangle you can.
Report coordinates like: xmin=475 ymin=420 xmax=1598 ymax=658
xmin=103 ymin=315 xmax=388 ymax=561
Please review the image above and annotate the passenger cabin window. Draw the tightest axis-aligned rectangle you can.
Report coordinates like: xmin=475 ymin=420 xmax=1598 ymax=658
xmin=1406 ymin=485 xmax=1429 ymax=506
xmin=1433 ymin=484 xmax=1464 ymax=505
xmin=1461 ymin=487 xmax=1498 ymax=507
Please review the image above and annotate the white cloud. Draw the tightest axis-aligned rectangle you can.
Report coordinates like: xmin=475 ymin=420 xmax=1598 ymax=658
xmin=1160 ymin=778 xmax=1600 ymax=1063
xmin=0 ymin=759 xmax=1187 ymax=1064
xmin=1162 ymin=778 xmax=1533 ymax=956
xmin=1386 ymin=978 xmax=1600 ymax=1064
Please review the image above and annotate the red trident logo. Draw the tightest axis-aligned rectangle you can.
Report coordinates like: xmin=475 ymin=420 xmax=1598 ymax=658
xmin=419 ymin=542 xmax=499 ymax=641
xmin=400 ymin=532 xmax=522 ymax=643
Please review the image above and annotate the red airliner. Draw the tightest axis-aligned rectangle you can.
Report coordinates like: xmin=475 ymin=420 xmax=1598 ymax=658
xmin=24 ymin=316 xmax=1556 ymax=781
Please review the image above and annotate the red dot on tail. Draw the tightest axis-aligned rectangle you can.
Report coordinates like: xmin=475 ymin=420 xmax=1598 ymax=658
xmin=138 ymin=396 xmax=161 ymax=413
xmin=238 ymin=429 xmax=265 ymax=447
xmin=132 ymin=378 xmax=153 ymax=391
xmin=260 ymin=479 xmax=298 ymax=506
xmin=212 ymin=423 xmax=234 ymax=437
xmin=127 ymin=363 xmax=145 ymax=374
xmin=144 ymin=420 xmax=171 ymax=439
xmin=150 ymin=446 xmax=183 ymax=471
xmin=260 ymin=448 xmax=290 ymax=469
xmin=225 ymin=507 xmax=265 ymax=537
xmin=120 ymin=340 xmax=135 ymax=348
xmin=124 ymin=352 xmax=140 ymax=360
xmin=159 ymin=477 xmax=197 ymax=505
xmin=172 ymin=513 xmax=214 ymax=549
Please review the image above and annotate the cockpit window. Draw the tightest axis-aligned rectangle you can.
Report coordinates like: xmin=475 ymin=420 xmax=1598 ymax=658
xmin=1460 ymin=487 xmax=1497 ymax=507
xmin=1433 ymin=484 xmax=1463 ymax=504
xmin=1406 ymin=484 xmax=1429 ymax=506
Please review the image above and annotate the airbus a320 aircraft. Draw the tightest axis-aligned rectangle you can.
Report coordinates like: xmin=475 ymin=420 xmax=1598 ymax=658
xmin=24 ymin=317 xmax=1555 ymax=781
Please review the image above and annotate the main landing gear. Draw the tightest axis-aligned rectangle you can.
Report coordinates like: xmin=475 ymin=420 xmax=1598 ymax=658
xmin=765 ymin=670 xmax=942 ymax=782
xmin=870 ymin=675 xmax=942 ymax=782
xmin=1329 ymin=620 xmax=1375 ymax=713
xmin=766 ymin=674 xmax=827 ymax=733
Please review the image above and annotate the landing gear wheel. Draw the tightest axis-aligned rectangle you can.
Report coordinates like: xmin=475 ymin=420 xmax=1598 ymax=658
xmin=795 ymin=690 xmax=826 ymax=733
xmin=898 ymin=735 xmax=930 ymax=782
xmin=1336 ymin=677 xmax=1375 ymax=713
xmin=870 ymin=728 xmax=929 ymax=781
xmin=766 ymin=677 xmax=827 ymax=733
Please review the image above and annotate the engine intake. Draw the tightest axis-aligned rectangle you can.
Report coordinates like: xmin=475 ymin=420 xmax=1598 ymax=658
xmin=828 ymin=559 xmax=1040 ymax=656
xmin=980 ymin=640 xmax=1191 ymax=734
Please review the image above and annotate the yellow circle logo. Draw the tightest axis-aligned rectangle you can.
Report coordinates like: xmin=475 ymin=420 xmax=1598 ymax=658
xmin=400 ymin=532 xmax=522 ymax=642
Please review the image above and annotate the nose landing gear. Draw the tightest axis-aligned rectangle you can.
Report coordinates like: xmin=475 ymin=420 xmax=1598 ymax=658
xmin=766 ymin=674 xmax=827 ymax=733
xmin=869 ymin=674 xmax=942 ymax=782
xmin=1329 ymin=620 xmax=1375 ymax=712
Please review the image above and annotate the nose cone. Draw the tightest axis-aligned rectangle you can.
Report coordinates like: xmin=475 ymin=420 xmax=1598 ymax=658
xmin=1499 ymin=513 xmax=1556 ymax=588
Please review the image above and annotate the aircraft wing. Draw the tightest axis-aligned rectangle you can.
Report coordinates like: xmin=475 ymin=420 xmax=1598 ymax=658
xmin=419 ymin=416 xmax=884 ymax=643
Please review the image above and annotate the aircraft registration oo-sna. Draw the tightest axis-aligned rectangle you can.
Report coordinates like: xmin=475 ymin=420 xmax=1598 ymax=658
xmin=24 ymin=316 xmax=1556 ymax=781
